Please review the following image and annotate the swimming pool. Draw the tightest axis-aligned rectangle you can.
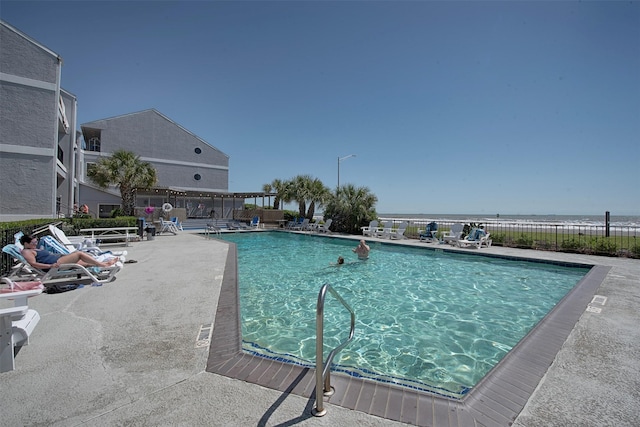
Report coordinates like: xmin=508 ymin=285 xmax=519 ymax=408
xmin=220 ymin=232 xmax=589 ymax=398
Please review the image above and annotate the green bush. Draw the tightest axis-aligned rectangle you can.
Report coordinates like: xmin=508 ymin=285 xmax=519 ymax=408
xmin=630 ymin=242 xmax=640 ymax=258
xmin=489 ymin=233 xmax=505 ymax=245
xmin=515 ymin=234 xmax=533 ymax=248
xmin=591 ymin=237 xmax=617 ymax=256
xmin=560 ymin=238 xmax=583 ymax=252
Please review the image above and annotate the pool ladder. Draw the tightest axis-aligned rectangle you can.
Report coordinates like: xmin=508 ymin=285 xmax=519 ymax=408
xmin=312 ymin=283 xmax=356 ymax=417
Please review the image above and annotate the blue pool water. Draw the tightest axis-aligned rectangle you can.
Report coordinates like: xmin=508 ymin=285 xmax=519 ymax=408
xmin=220 ymin=232 xmax=589 ymax=398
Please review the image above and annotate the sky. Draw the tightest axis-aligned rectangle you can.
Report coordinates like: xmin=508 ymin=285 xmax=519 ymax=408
xmin=2 ymin=1 xmax=639 ymax=215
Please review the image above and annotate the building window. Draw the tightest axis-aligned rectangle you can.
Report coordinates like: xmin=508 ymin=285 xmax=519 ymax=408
xmin=194 ymin=174 xmax=201 ymax=181
xmin=87 ymin=136 xmax=101 ymax=152
xmin=194 ymin=147 xmax=202 ymax=154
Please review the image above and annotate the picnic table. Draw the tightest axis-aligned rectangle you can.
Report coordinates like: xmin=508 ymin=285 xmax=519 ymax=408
xmin=79 ymin=227 xmax=139 ymax=246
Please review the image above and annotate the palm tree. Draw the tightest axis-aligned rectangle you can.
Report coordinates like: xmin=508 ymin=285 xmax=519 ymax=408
xmin=289 ymin=175 xmax=314 ymax=218
xmin=306 ymin=178 xmax=331 ymax=219
xmin=268 ymin=179 xmax=288 ymax=210
xmin=87 ymin=149 xmax=158 ymax=216
xmin=324 ymin=184 xmax=378 ymax=234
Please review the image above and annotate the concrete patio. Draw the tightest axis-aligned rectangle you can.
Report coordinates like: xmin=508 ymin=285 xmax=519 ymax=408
xmin=1 ymin=231 xmax=638 ymax=426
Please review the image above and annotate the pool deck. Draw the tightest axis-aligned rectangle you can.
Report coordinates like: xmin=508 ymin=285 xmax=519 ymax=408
xmin=1 ymin=230 xmax=638 ymax=426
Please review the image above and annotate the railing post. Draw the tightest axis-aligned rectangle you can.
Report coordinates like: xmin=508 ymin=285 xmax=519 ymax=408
xmin=313 ymin=283 xmax=355 ymax=417
xmin=313 ymin=284 xmax=327 ymax=416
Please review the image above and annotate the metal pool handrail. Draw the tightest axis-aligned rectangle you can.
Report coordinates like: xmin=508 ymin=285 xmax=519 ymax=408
xmin=312 ymin=283 xmax=356 ymax=417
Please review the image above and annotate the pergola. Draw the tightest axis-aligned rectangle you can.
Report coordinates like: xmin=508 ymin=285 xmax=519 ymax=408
xmin=134 ymin=187 xmax=276 ymax=218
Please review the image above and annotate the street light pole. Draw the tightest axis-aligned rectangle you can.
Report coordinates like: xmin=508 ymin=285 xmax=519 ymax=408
xmin=337 ymin=154 xmax=356 ymax=191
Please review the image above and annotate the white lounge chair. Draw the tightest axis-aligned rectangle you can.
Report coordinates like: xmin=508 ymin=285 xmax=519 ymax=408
xmin=2 ymin=243 xmax=121 ymax=287
xmin=361 ymin=220 xmax=379 ymax=237
xmin=389 ymin=222 xmax=408 ymax=240
xmin=48 ymin=225 xmax=127 ymax=257
xmin=170 ymin=217 xmax=184 ymax=231
xmin=457 ymin=229 xmax=492 ymax=249
xmin=159 ymin=218 xmax=180 ymax=235
xmin=292 ymin=218 xmax=309 ymax=231
xmin=442 ymin=223 xmax=464 ymax=245
xmin=375 ymin=221 xmax=393 ymax=238
xmin=317 ymin=219 xmax=333 ymax=233
xmin=0 ymin=287 xmax=43 ymax=372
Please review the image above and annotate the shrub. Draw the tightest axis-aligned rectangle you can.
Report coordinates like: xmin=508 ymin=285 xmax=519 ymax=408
xmin=591 ymin=237 xmax=617 ymax=256
xmin=630 ymin=242 xmax=640 ymax=258
xmin=489 ymin=233 xmax=505 ymax=245
xmin=515 ymin=234 xmax=533 ymax=248
xmin=560 ymin=238 xmax=583 ymax=252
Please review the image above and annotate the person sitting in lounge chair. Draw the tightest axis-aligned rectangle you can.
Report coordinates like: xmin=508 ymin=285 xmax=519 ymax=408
xmin=19 ymin=234 xmax=119 ymax=271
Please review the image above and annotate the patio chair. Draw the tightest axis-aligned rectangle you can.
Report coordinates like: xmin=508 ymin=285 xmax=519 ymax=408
xmin=159 ymin=218 xmax=180 ymax=235
xmin=317 ymin=219 xmax=333 ymax=233
xmin=361 ymin=220 xmax=379 ymax=237
xmin=419 ymin=222 xmax=438 ymax=242
xmin=292 ymin=218 xmax=309 ymax=231
xmin=0 ymin=287 xmax=43 ymax=372
xmin=457 ymin=228 xmax=492 ymax=249
xmin=389 ymin=221 xmax=408 ymax=240
xmin=442 ymin=223 xmax=464 ymax=245
xmin=249 ymin=216 xmax=260 ymax=228
xmin=375 ymin=221 xmax=393 ymax=238
xmin=2 ymin=243 xmax=121 ymax=287
xmin=170 ymin=217 xmax=184 ymax=231
xmin=48 ymin=225 xmax=127 ymax=257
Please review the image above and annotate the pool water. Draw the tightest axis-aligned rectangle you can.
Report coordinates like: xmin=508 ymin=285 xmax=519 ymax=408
xmin=220 ymin=232 xmax=588 ymax=398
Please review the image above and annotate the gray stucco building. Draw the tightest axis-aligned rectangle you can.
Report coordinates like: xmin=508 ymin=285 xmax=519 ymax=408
xmin=79 ymin=109 xmax=232 ymax=218
xmin=1 ymin=21 xmax=78 ymax=221
xmin=1 ymin=20 xmax=240 ymax=221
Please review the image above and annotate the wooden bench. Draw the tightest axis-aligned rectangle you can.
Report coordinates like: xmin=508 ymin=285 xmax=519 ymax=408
xmin=0 ymin=289 xmax=42 ymax=372
xmin=79 ymin=227 xmax=139 ymax=246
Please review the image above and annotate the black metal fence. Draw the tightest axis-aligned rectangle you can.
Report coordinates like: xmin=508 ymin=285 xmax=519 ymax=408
xmin=383 ymin=219 xmax=640 ymax=258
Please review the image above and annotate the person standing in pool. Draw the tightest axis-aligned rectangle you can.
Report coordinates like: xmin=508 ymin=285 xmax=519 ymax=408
xmin=353 ymin=239 xmax=370 ymax=260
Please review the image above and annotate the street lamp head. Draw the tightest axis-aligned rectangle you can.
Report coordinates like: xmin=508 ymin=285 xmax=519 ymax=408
xmin=337 ymin=154 xmax=356 ymax=190
xmin=339 ymin=154 xmax=356 ymax=162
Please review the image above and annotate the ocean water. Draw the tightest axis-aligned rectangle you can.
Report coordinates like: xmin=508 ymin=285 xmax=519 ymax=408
xmin=379 ymin=213 xmax=640 ymax=228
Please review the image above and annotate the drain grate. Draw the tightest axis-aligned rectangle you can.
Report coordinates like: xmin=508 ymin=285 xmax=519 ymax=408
xmin=195 ymin=323 xmax=213 ymax=348
xmin=591 ymin=295 xmax=607 ymax=305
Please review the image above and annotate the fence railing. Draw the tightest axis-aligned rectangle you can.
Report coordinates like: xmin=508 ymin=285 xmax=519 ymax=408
xmin=381 ymin=218 xmax=640 ymax=258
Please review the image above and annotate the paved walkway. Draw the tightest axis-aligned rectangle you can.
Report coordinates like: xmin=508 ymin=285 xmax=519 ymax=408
xmin=1 ymin=231 xmax=638 ymax=426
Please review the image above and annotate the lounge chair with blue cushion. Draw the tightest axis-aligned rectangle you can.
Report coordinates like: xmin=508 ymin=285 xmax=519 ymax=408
xmin=249 ymin=216 xmax=260 ymax=228
xmin=45 ymin=229 xmax=127 ymax=262
xmin=170 ymin=217 xmax=184 ymax=231
xmin=457 ymin=228 xmax=492 ymax=249
xmin=419 ymin=222 xmax=439 ymax=242
xmin=2 ymin=242 xmax=121 ymax=287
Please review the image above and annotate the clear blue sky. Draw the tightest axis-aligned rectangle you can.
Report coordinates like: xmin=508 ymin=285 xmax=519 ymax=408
xmin=2 ymin=1 xmax=639 ymax=215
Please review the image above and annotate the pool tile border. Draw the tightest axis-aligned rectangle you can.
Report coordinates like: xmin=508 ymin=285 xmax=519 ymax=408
xmin=206 ymin=239 xmax=610 ymax=426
